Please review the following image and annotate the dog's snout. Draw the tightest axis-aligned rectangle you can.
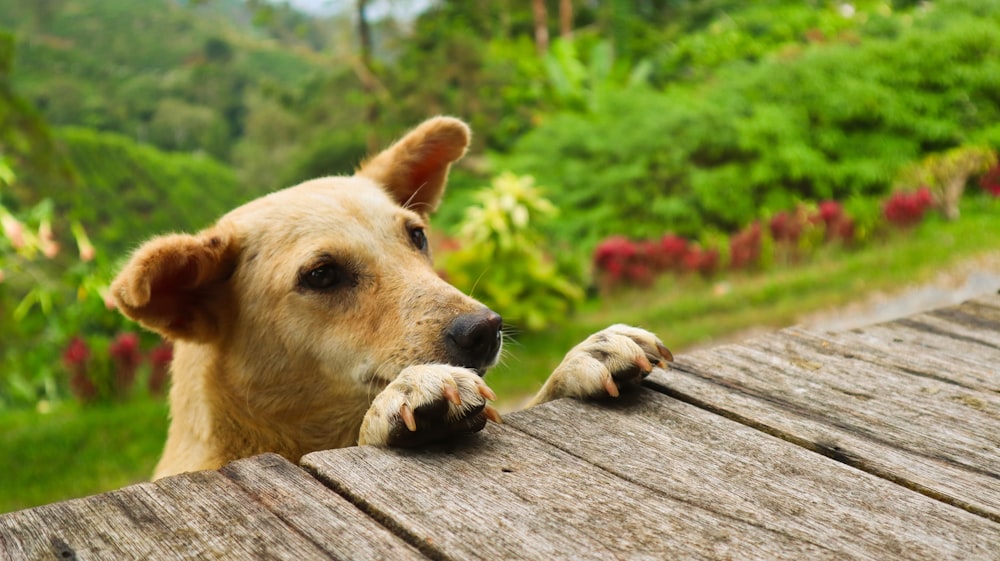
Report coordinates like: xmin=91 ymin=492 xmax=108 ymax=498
xmin=446 ymin=309 xmax=503 ymax=373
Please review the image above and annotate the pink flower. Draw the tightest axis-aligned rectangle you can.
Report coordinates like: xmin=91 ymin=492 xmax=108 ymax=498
xmin=1 ymin=214 xmax=24 ymax=249
xmin=42 ymin=241 xmax=60 ymax=258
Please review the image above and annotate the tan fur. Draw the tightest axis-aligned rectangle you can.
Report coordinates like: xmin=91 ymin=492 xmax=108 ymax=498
xmin=112 ymin=117 xmax=670 ymax=480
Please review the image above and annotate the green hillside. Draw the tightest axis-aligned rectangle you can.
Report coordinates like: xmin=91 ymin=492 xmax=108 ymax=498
xmin=0 ymin=0 xmax=326 ymax=160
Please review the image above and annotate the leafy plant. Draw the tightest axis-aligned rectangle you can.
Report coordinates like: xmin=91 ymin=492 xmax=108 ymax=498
xmin=893 ymin=145 xmax=998 ymax=220
xmin=438 ymin=173 xmax=584 ymax=332
xmin=502 ymin=6 xmax=1000 ymax=247
xmin=542 ymin=37 xmax=652 ymax=113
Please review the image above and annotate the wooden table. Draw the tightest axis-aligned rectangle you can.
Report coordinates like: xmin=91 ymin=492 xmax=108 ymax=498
xmin=2 ymin=294 xmax=998 ymax=560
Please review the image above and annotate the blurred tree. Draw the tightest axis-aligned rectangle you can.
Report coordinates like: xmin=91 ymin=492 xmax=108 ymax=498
xmin=533 ymin=0 xmax=550 ymax=55
xmin=357 ymin=0 xmax=380 ymax=153
xmin=0 ymin=31 xmax=73 ymax=205
xmin=560 ymin=0 xmax=573 ymax=38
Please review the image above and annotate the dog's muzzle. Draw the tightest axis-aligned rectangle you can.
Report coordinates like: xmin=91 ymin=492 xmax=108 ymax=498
xmin=445 ymin=309 xmax=503 ymax=375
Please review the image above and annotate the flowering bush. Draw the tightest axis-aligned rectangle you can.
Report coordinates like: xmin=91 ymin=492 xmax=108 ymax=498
xmin=593 ymin=233 xmax=721 ymax=290
xmin=683 ymin=246 xmax=720 ymax=277
xmin=62 ymin=333 xmax=173 ymax=403
xmin=729 ymin=221 xmax=762 ymax=270
xmin=815 ymin=201 xmax=855 ymax=243
xmin=593 ymin=199 xmax=867 ymax=289
xmin=0 ymin=157 xmax=140 ymax=409
xmin=883 ymin=187 xmax=933 ymax=228
xmin=980 ymin=163 xmax=1000 ymax=197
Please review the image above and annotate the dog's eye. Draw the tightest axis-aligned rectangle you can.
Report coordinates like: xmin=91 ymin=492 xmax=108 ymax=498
xmin=409 ymin=227 xmax=428 ymax=252
xmin=301 ymin=264 xmax=349 ymax=291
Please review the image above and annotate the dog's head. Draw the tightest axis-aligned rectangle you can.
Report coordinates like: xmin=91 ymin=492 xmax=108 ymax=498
xmin=111 ymin=117 xmax=502 ymax=401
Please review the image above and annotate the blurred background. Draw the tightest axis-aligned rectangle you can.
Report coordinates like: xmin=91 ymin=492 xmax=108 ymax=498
xmin=1 ymin=0 xmax=999 ymax=513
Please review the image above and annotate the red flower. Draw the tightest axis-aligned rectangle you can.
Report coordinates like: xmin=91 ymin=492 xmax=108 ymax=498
xmin=817 ymin=201 xmax=843 ymax=225
xmin=149 ymin=342 xmax=174 ymax=396
xmin=64 ymin=336 xmax=97 ymax=402
xmin=653 ymin=234 xmax=689 ymax=271
xmin=729 ymin=221 xmax=762 ymax=270
xmin=63 ymin=337 xmax=90 ymax=366
xmin=683 ymin=247 xmax=719 ymax=277
xmin=980 ymin=164 xmax=1000 ymax=197
xmin=594 ymin=236 xmax=639 ymax=283
xmin=884 ymin=187 xmax=933 ymax=227
xmin=110 ymin=332 xmax=142 ymax=397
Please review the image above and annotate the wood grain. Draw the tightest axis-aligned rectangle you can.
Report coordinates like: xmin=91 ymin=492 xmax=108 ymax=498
xmin=646 ymin=312 xmax=1000 ymax=520
xmin=219 ymin=453 xmax=428 ymax=561
xmin=506 ymin=390 xmax=1000 ymax=560
xmin=792 ymin=324 xmax=998 ymax=392
xmin=303 ymin=426 xmax=846 ymax=561
xmin=0 ymin=469 xmax=332 ymax=560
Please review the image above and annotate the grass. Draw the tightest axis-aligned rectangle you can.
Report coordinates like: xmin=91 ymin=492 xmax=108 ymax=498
xmin=1 ymin=195 xmax=997 ymax=514
xmin=0 ymin=397 xmax=167 ymax=513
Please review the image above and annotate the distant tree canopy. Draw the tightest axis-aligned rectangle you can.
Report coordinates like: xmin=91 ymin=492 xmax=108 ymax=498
xmin=1 ymin=0 xmax=999 ymax=250
xmin=51 ymin=127 xmax=252 ymax=254
xmin=0 ymin=30 xmax=71 ymax=206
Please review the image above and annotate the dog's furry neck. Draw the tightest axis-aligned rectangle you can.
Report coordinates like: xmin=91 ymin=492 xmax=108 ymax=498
xmin=153 ymin=342 xmax=368 ymax=479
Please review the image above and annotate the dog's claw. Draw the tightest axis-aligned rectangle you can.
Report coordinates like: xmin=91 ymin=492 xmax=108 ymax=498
xmin=442 ymin=382 xmax=463 ymax=406
xmin=602 ymin=374 xmax=620 ymax=398
xmin=477 ymin=384 xmax=497 ymax=402
xmin=399 ymin=402 xmax=417 ymax=432
xmin=657 ymin=342 xmax=674 ymax=363
xmin=484 ymin=405 xmax=503 ymax=424
xmin=636 ymin=352 xmax=653 ymax=373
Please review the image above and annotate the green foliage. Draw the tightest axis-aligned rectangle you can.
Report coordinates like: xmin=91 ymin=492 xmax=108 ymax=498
xmin=542 ymin=37 xmax=652 ymax=113
xmin=0 ymin=30 xmax=72 ymax=203
xmin=0 ymin=160 xmax=126 ymax=410
xmin=50 ymin=127 xmax=256 ymax=254
xmin=501 ymin=4 xmax=1000 ymax=247
xmin=439 ymin=173 xmax=584 ymax=332
xmin=0 ymin=0 xmax=324 ymax=161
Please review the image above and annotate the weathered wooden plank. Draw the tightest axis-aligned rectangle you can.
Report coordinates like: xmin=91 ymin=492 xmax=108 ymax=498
xmin=796 ymin=324 xmax=998 ymax=392
xmin=219 ymin=453 xmax=429 ymax=561
xmin=646 ymin=326 xmax=1000 ymax=520
xmin=0 ymin=469 xmax=333 ymax=561
xmin=303 ymin=425 xmax=846 ymax=561
xmin=506 ymin=390 xmax=1000 ymax=560
xmin=898 ymin=300 xmax=1000 ymax=351
xmin=747 ymin=330 xmax=999 ymax=475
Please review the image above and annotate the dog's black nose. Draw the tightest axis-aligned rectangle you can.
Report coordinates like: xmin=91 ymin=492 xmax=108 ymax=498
xmin=445 ymin=309 xmax=503 ymax=373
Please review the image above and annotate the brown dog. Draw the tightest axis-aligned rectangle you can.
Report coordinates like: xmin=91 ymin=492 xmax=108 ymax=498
xmin=111 ymin=117 xmax=672 ymax=479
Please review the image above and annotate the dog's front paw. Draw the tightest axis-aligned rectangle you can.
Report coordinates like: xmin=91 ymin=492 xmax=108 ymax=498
xmin=534 ymin=324 xmax=673 ymax=404
xmin=358 ymin=365 xmax=501 ymax=447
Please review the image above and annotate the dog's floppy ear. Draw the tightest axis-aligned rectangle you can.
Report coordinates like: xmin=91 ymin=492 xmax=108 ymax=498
xmin=111 ymin=226 xmax=239 ymax=341
xmin=358 ymin=116 xmax=470 ymax=215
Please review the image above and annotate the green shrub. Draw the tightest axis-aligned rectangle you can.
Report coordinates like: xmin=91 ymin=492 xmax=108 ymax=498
xmin=500 ymin=6 xmax=1000 ymax=248
xmin=50 ymin=127 xmax=257 ymax=254
xmin=439 ymin=173 xmax=585 ymax=332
